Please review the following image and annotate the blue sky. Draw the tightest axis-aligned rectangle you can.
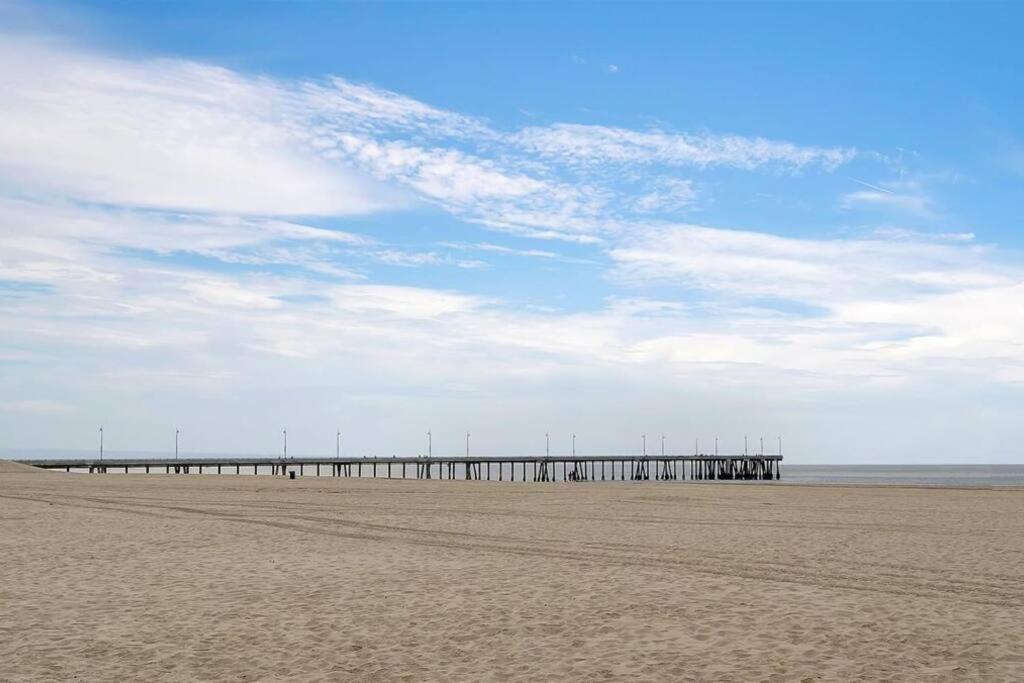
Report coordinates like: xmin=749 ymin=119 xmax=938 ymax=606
xmin=1 ymin=1 xmax=1023 ymax=462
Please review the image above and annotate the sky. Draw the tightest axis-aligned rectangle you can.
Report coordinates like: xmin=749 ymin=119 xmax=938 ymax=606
xmin=1 ymin=1 xmax=1023 ymax=463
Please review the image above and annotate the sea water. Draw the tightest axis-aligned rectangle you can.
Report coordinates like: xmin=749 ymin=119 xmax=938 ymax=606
xmin=782 ymin=464 xmax=1024 ymax=486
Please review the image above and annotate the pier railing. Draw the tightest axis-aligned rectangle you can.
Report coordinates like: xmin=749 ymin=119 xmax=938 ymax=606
xmin=15 ymin=454 xmax=781 ymax=481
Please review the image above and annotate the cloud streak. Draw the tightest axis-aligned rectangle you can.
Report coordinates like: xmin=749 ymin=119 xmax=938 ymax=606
xmin=513 ymin=124 xmax=856 ymax=171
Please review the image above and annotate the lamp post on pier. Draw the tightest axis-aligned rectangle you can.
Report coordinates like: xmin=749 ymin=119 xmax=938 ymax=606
xmin=99 ymin=426 xmax=103 ymax=461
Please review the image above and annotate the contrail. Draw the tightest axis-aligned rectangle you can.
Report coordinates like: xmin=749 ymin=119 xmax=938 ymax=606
xmin=847 ymin=177 xmax=895 ymax=194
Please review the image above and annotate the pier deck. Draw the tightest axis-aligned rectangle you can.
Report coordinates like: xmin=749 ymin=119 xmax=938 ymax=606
xmin=15 ymin=454 xmax=781 ymax=481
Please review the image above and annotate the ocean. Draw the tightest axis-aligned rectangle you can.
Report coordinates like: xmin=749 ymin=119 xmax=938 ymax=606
xmin=782 ymin=464 xmax=1024 ymax=487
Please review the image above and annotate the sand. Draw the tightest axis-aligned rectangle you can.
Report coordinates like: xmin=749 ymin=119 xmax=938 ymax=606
xmin=0 ymin=459 xmax=46 ymax=473
xmin=1 ymin=472 xmax=1021 ymax=681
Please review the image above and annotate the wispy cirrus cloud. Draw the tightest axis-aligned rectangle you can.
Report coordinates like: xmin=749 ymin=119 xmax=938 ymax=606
xmin=0 ymin=198 xmax=370 ymax=284
xmin=513 ymin=123 xmax=856 ymax=171
xmin=371 ymin=249 xmax=486 ymax=269
xmin=0 ymin=38 xmax=400 ymax=217
xmin=840 ymin=178 xmax=934 ymax=216
xmin=631 ymin=178 xmax=698 ymax=213
xmin=607 ymin=221 xmax=1024 ymax=382
xmin=302 ymin=76 xmax=492 ymax=139
xmin=610 ymin=222 xmax=1007 ymax=304
xmin=0 ymin=33 xmax=860 ymax=245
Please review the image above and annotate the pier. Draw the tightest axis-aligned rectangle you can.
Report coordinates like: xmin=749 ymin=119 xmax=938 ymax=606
xmin=15 ymin=454 xmax=781 ymax=481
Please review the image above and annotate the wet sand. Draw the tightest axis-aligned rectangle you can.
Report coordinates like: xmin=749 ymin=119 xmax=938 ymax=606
xmin=1 ymin=469 xmax=1022 ymax=681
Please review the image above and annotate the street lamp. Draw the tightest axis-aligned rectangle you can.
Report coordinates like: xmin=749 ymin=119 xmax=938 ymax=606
xmin=545 ymin=432 xmax=549 ymax=458
xmin=99 ymin=426 xmax=104 ymax=461
xmin=175 ymin=428 xmax=180 ymax=460
xmin=642 ymin=433 xmax=647 ymax=456
xmin=466 ymin=432 xmax=470 ymax=457
xmin=283 ymin=428 xmax=288 ymax=459
xmin=427 ymin=430 xmax=432 ymax=458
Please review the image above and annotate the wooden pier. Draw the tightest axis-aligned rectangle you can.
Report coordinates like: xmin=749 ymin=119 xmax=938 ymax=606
xmin=15 ymin=454 xmax=781 ymax=481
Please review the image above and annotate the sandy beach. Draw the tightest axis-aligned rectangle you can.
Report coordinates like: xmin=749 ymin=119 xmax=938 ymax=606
xmin=1 ymin=467 xmax=1021 ymax=681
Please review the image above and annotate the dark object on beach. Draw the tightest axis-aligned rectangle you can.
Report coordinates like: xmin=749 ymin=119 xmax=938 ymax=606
xmin=289 ymin=471 xmax=296 ymax=480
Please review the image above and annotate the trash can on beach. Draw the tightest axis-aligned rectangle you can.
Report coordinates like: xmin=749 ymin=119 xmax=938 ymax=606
xmin=289 ymin=471 xmax=296 ymax=480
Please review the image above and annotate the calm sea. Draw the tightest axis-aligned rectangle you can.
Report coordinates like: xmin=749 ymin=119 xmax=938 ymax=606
xmin=783 ymin=465 xmax=1024 ymax=487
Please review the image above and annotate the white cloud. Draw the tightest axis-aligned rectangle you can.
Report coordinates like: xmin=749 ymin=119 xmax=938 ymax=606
xmin=610 ymin=223 xmax=1010 ymax=304
xmin=184 ymin=279 xmax=283 ymax=310
xmin=840 ymin=179 xmax=933 ymax=215
xmin=331 ymin=135 xmax=547 ymax=204
xmin=302 ymin=76 xmax=490 ymax=139
xmin=371 ymin=249 xmax=486 ymax=269
xmin=607 ymin=222 xmax=1024 ymax=382
xmin=632 ymin=178 xmax=697 ymax=213
xmin=475 ymin=243 xmax=558 ymax=259
xmin=513 ymin=124 xmax=856 ymax=170
xmin=0 ymin=33 xmax=861 ymax=246
xmin=329 ymin=285 xmax=483 ymax=320
xmin=0 ymin=37 xmax=398 ymax=216
xmin=0 ymin=198 xmax=368 ymax=284
xmin=841 ymin=190 xmax=931 ymax=214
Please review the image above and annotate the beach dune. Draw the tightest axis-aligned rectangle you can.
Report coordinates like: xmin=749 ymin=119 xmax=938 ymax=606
xmin=1 ymin=471 xmax=1021 ymax=681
